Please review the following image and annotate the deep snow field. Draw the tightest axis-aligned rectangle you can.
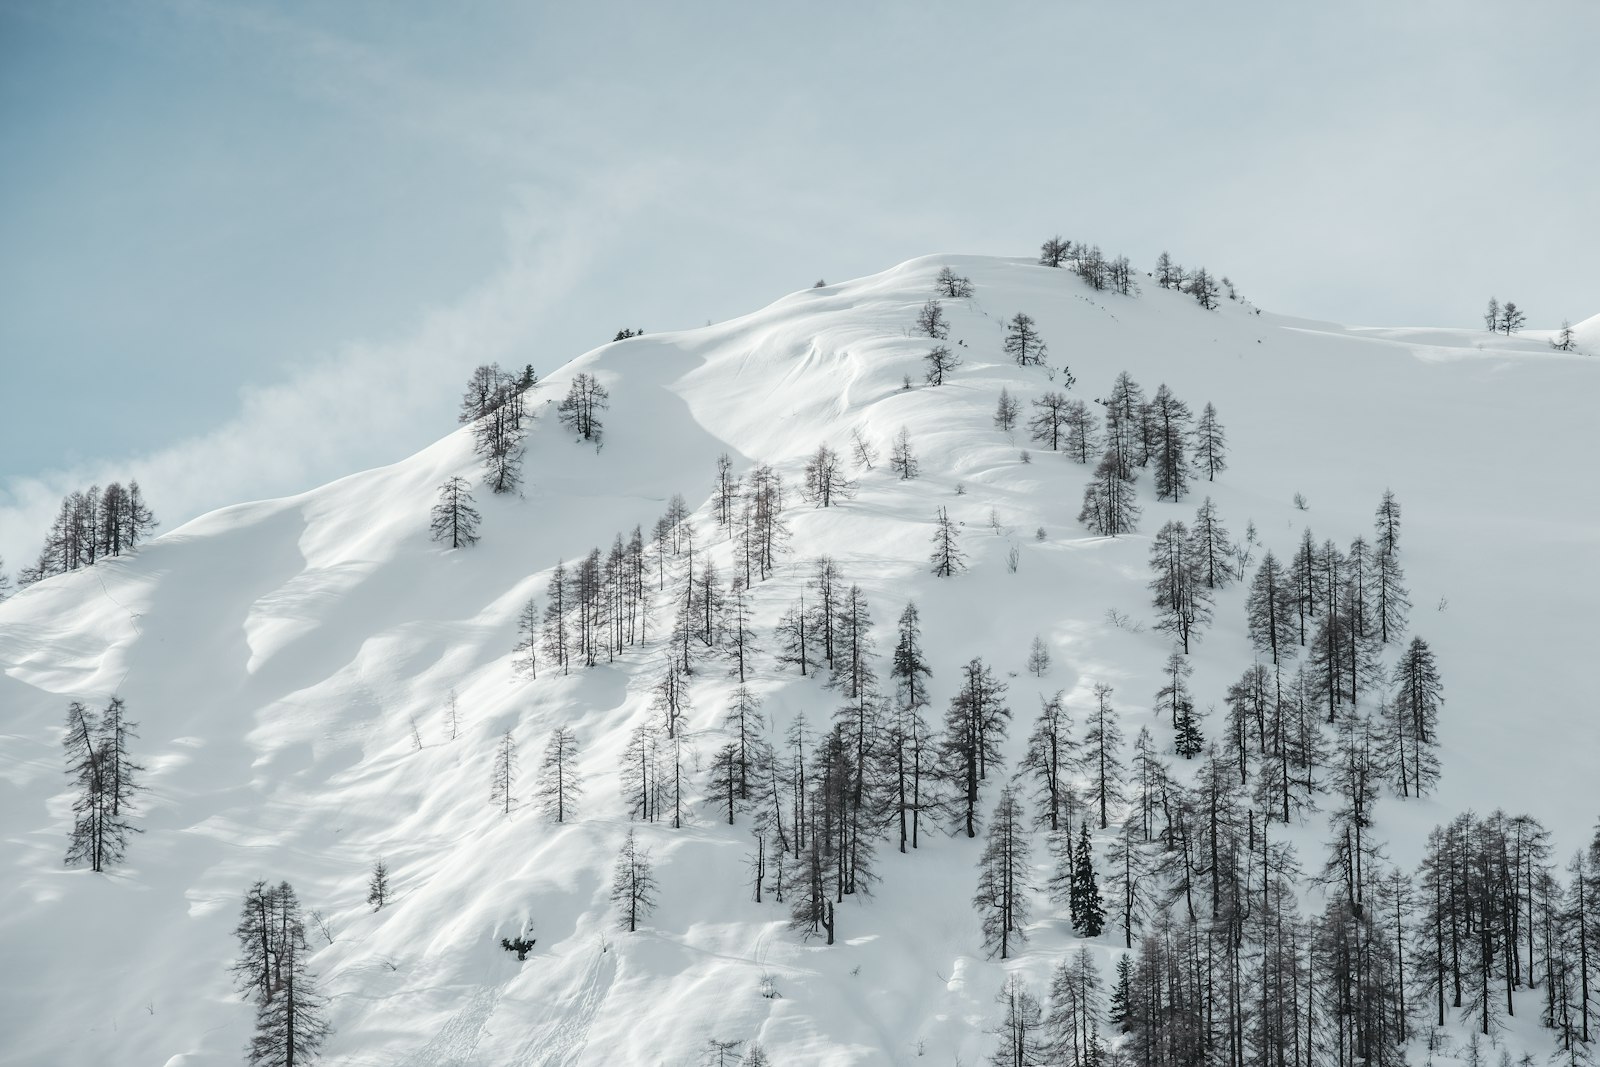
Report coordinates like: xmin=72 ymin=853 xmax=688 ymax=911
xmin=1 ymin=255 xmax=1597 ymax=1066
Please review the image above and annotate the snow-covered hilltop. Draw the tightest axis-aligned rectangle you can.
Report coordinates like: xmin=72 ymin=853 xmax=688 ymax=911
xmin=1 ymin=254 xmax=1596 ymax=1067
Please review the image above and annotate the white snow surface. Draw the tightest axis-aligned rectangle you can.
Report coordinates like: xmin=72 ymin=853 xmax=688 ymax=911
xmin=2 ymin=255 xmax=1597 ymax=1066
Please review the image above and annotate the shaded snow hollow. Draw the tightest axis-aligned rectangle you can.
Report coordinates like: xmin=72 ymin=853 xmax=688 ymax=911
xmin=1 ymin=255 xmax=1597 ymax=1066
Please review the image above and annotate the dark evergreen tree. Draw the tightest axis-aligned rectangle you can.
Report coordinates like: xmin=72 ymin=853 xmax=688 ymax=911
xmin=366 ymin=858 xmax=389 ymax=911
xmin=430 ymin=476 xmax=481 ymax=549
xmin=1070 ymin=822 xmax=1106 ymax=937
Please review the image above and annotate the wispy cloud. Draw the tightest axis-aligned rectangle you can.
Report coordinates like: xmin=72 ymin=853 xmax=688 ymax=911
xmin=0 ymin=176 xmax=655 ymax=569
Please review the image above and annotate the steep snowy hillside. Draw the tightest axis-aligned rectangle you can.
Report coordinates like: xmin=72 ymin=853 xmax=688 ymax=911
xmin=1 ymin=255 xmax=1596 ymax=1067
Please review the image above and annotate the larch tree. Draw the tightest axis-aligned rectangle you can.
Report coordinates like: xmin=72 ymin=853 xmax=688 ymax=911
xmin=938 ymin=657 xmax=1012 ymax=838
xmin=924 ymin=343 xmax=961 ymax=385
xmin=935 ymin=265 xmax=974 ymax=298
xmin=1187 ymin=497 xmax=1236 ymax=590
xmin=1019 ymin=691 xmax=1075 ymax=835
xmin=513 ymin=595 xmax=539 ymax=679
xmin=1028 ymin=391 xmax=1072 ymax=451
xmin=430 ymin=476 xmax=481 ymax=549
xmin=1191 ymin=402 xmax=1227 ymax=481
xmin=245 ymin=911 xmax=331 ymax=1067
xmin=535 ymin=726 xmax=585 ymax=822
xmin=1078 ymin=450 xmax=1139 ymax=537
xmin=1148 ymin=520 xmax=1213 ymax=654
xmin=1084 ymin=684 xmax=1126 ymax=829
xmin=1003 ymin=312 xmax=1047 ymax=367
xmin=1372 ymin=490 xmax=1411 ymax=645
xmin=1148 ymin=384 xmax=1194 ymax=502
xmin=1388 ymin=637 xmax=1444 ymax=798
xmin=802 ymin=444 xmax=856 ymax=507
xmin=490 ymin=729 xmax=518 ymax=815
xmin=556 ymin=372 xmax=609 ymax=443
xmin=63 ymin=698 xmax=142 ymax=872
xmin=994 ymin=387 xmax=1021 ymax=432
xmin=991 ymin=973 xmax=1046 ymax=1067
xmin=974 ymin=785 xmax=1032 ymax=959
xmin=1039 ymin=235 xmax=1072 ymax=267
xmin=611 ymin=828 xmax=658 ymax=932
xmin=889 ymin=426 xmax=919 ymax=480
xmin=929 ymin=507 xmax=965 ymax=577
xmin=916 ymin=298 xmax=950 ymax=340
xmin=1062 ymin=399 xmax=1098 ymax=463
xmin=1026 ymin=635 xmax=1051 ymax=677
xmin=1246 ymin=551 xmax=1297 ymax=665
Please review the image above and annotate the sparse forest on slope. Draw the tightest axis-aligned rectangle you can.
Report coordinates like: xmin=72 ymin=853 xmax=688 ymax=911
xmin=0 ymin=247 xmax=1596 ymax=1067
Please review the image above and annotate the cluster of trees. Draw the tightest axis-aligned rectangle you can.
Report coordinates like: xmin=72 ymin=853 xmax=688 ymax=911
xmin=17 ymin=481 xmax=157 ymax=587
xmin=232 ymin=881 xmax=332 ymax=1066
xmin=1153 ymin=251 xmax=1238 ymax=311
xmin=62 ymin=697 xmax=143 ymax=872
xmin=1038 ymin=236 xmax=1139 ymax=296
xmin=459 ymin=363 xmax=536 ymax=494
xmin=1484 ymin=298 xmax=1527 ymax=335
xmin=1074 ymin=372 xmax=1226 ymax=537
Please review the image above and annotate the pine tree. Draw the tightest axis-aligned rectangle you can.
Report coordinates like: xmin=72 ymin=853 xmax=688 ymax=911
xmin=535 ymin=726 xmax=584 ymax=821
xmin=929 ymin=507 xmax=965 ymax=577
xmin=1003 ymin=312 xmax=1047 ymax=367
xmin=611 ymin=828 xmax=658 ymax=932
xmin=1192 ymin=401 xmax=1227 ymax=481
xmin=994 ymin=387 xmax=1021 ymax=432
xmin=430 ymin=476 xmax=481 ymax=549
xmin=974 ymin=785 xmax=1032 ymax=958
xmin=490 ymin=729 xmax=518 ymax=815
xmin=1108 ymin=953 xmax=1134 ymax=1030
xmin=1070 ymin=822 xmax=1105 ymax=937
xmin=1173 ymin=701 xmax=1205 ymax=759
xmin=367 ymin=858 xmax=389 ymax=911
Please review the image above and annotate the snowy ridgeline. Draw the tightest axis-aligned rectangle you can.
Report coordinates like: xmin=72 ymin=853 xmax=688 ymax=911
xmin=0 ymin=251 xmax=1598 ymax=1067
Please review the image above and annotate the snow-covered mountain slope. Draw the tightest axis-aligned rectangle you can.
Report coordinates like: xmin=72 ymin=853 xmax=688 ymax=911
xmin=1 ymin=255 xmax=1596 ymax=1066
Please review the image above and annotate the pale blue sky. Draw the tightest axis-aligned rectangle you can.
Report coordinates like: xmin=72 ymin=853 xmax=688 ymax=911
xmin=1 ymin=1 xmax=1595 ymax=564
